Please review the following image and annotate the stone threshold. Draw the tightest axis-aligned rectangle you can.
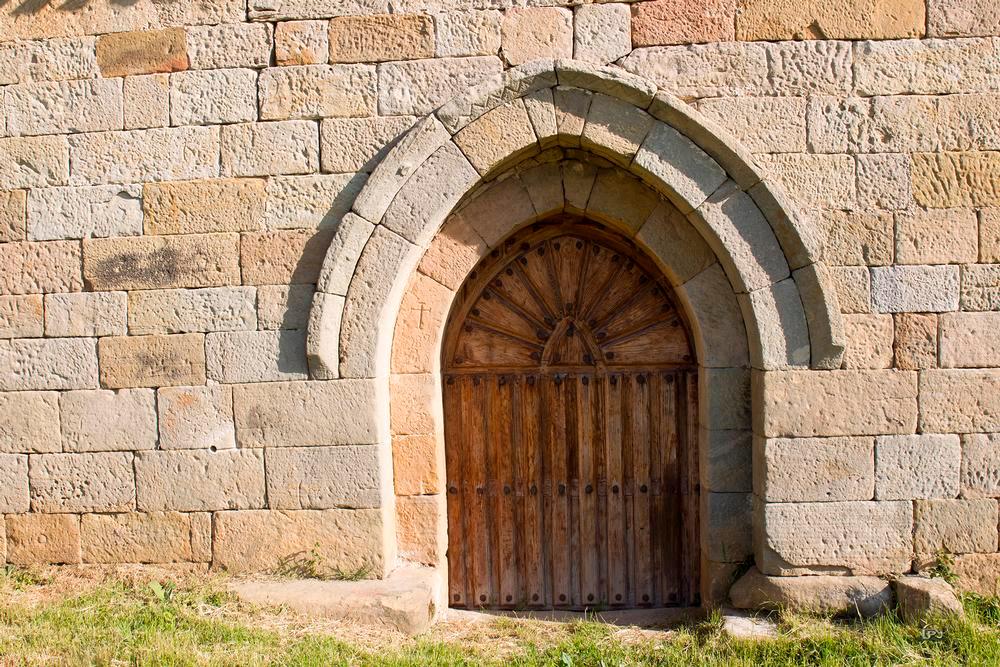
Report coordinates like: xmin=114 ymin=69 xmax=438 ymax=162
xmin=444 ymin=606 xmax=705 ymax=628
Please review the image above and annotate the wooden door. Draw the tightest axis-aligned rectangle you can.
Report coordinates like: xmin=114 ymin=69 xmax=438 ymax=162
xmin=442 ymin=217 xmax=700 ymax=610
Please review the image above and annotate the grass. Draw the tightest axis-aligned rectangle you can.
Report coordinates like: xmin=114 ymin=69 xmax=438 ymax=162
xmin=0 ymin=566 xmax=997 ymax=666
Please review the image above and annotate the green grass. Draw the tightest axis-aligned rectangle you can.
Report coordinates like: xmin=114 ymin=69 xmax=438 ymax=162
xmin=0 ymin=568 xmax=997 ymax=666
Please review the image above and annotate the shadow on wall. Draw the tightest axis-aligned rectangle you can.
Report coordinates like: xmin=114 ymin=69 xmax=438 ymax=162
xmin=4 ymin=0 xmax=168 ymax=15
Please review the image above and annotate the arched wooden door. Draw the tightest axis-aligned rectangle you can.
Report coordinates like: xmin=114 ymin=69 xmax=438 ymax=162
xmin=442 ymin=216 xmax=700 ymax=610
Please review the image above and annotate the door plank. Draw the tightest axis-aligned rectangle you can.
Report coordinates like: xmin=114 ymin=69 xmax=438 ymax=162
xmin=444 ymin=376 xmax=467 ymax=608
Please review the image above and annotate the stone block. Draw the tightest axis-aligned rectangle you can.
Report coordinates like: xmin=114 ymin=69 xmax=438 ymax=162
xmin=757 ymin=153 xmax=855 ymax=210
xmin=416 ymin=214 xmax=487 ymax=292
xmin=983 ymin=209 xmax=1000 ymax=262
xmin=0 ymin=240 xmax=82 ymax=296
xmin=391 ymin=273 xmax=452 ymax=375
xmin=82 ymin=512 xmax=206 ymax=563
xmin=129 ymin=287 xmax=257 ymax=335
xmin=0 ymin=190 xmax=27 ymax=242
xmin=83 ymin=233 xmax=240 ymax=291
xmin=739 ymin=279 xmax=811 ymax=369
xmin=240 ymin=228 xmax=333 ymax=285
xmin=794 ymin=263 xmax=847 ymax=370
xmin=700 ymin=368 xmax=750 ymax=431
xmin=0 ymin=36 xmax=98 ymax=84
xmin=698 ymin=97 xmax=807 ymax=154
xmin=377 ymin=56 xmax=503 ymax=116
xmin=914 ymin=499 xmax=998 ymax=556
xmin=0 ymin=391 xmax=61 ymax=454
xmin=730 ymin=567 xmax=893 ymax=617
xmin=158 ymin=385 xmax=235 ymax=451
xmin=329 ymin=14 xmax=433 ymax=63
xmin=258 ymin=284 xmax=315 ymax=331
xmin=213 ymin=508 xmax=385 ymax=575
xmin=143 ymin=178 xmax=266 ymax=235
xmin=396 ymin=495 xmax=445 ymax=565
xmin=953 ymin=553 xmax=1000 ymax=595
xmin=871 ymin=265 xmax=960 ymax=313
xmin=30 ymin=452 xmax=135 ymax=513
xmin=44 ymin=292 xmax=127 ymax=338
xmin=764 ymin=41 xmax=853 ymax=96
xmin=28 ymin=184 xmax=142 ymax=241
xmin=320 ymin=116 xmax=416 ymax=174
xmin=99 ymin=334 xmax=206 ymax=389
xmin=455 ymin=100 xmax=538 ymax=176
xmin=623 ymin=43 xmax=768 ymax=98
xmin=756 ymin=436 xmax=874 ymax=502
xmin=206 ymin=330 xmax=309 ymax=383
xmin=234 ymin=380 xmax=380 ymax=447
xmin=390 ymin=374 xmax=437 ymax=436
xmin=962 ymin=433 xmax=1000 ymax=498
xmin=961 ymin=264 xmax=1000 ymax=311
xmin=68 ymin=126 xmax=219 ymax=185
xmin=855 ymin=37 xmax=1000 ymax=96
xmin=581 ymin=95 xmax=654 ymax=168
xmin=316 ymin=213 xmax=375 ymax=295
xmin=0 ymin=295 xmax=43 ymax=338
xmin=187 ymin=23 xmax=272 ymax=69
xmin=276 ymin=20 xmax=329 ymax=65
xmin=929 ymin=0 xmax=1000 ymax=37
xmin=636 ymin=202 xmax=714 ymax=286
xmin=60 ymin=389 xmax=157 ymax=453
xmin=522 ymin=90 xmax=559 ymax=150
xmin=810 ymin=96 xmax=937 ymax=154
xmin=736 ymin=0 xmax=924 ymax=40
xmin=221 ymin=121 xmax=319 ymax=177
xmin=259 ymin=65 xmax=376 ymax=120
xmin=754 ymin=369 xmax=917 ymax=437
xmin=5 ymin=78 xmax=123 ymax=137
xmin=919 ymin=369 xmax=1000 ymax=433
xmin=940 ymin=312 xmax=1000 ymax=368
xmin=697 ymin=428 xmax=751 ymax=493
xmin=96 ymin=28 xmax=188 ymax=77
xmin=553 ymin=87 xmax=593 ymax=147
xmin=896 ymin=208 xmax=978 ymax=265
xmin=501 ymin=7 xmax=572 ymax=66
xmin=454 ymin=176 xmax=536 ymax=247
xmin=913 ymin=151 xmax=1000 ymax=208
xmin=266 ymin=173 xmax=366 ymax=231
xmin=894 ymin=313 xmax=937 ymax=370
xmin=0 ymin=136 xmax=69 ymax=188
xmin=573 ymin=4 xmax=630 ymax=65
xmin=758 ymin=500 xmax=913 ymax=575
xmin=586 ymin=169 xmax=658 ymax=235
xmin=305 ymin=292 xmax=344 ymax=380
xmin=857 ymin=154 xmax=912 ymax=211
xmin=632 ymin=0 xmax=735 ymax=46
xmin=820 ymin=211 xmax=893 ymax=266
xmin=136 ymin=449 xmax=265 ymax=512
xmin=841 ymin=314 xmax=893 ymax=369
xmin=435 ymin=10 xmax=502 ymax=58
xmin=169 ymin=68 xmax=258 ymax=125
xmin=123 ymin=74 xmax=169 ymax=129
xmin=247 ymin=0 xmax=388 ymax=21
xmin=392 ymin=434 xmax=443 ymax=496
xmin=875 ymin=434 xmax=961 ymax=500
xmin=6 ymin=514 xmax=80 ymax=566
xmin=0 ymin=338 xmax=99 ymax=391
xmin=939 ymin=94 xmax=1000 ymax=151
xmin=675 ymin=264 xmax=749 ymax=368
xmin=0 ymin=454 xmax=28 ymax=513
xmin=266 ymin=445 xmax=381 ymax=510
xmin=896 ymin=576 xmax=965 ymax=622
xmin=632 ymin=122 xmax=728 ymax=214
xmin=702 ymin=492 xmax=752 ymax=563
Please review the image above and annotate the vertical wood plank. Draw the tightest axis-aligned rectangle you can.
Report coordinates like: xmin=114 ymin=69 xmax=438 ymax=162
xmin=546 ymin=374 xmax=572 ymax=607
xmin=632 ymin=373 xmax=653 ymax=606
xmin=577 ymin=373 xmax=600 ymax=607
xmin=443 ymin=376 xmax=467 ymax=607
xmin=521 ymin=374 xmax=546 ymax=607
xmin=656 ymin=372 xmax=681 ymax=606
xmin=494 ymin=375 xmax=519 ymax=608
xmin=468 ymin=375 xmax=493 ymax=607
xmin=604 ymin=374 xmax=627 ymax=606
xmin=682 ymin=371 xmax=701 ymax=606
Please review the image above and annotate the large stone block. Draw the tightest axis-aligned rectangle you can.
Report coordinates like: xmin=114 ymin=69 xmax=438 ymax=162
xmin=920 ymin=369 xmax=1000 ymax=433
xmin=840 ymin=313 xmax=893 ymax=370
xmin=68 ymin=126 xmax=219 ymax=185
xmin=875 ymin=434 xmax=961 ymax=500
xmin=581 ymin=94 xmax=654 ymax=168
xmin=435 ymin=9 xmax=502 ymax=58
xmin=857 ymin=153 xmax=912 ymax=211
xmin=736 ymin=0 xmax=924 ymax=40
xmin=0 ymin=190 xmax=27 ymax=242
xmin=0 ymin=391 xmax=61 ymax=453
xmin=82 ymin=512 xmax=208 ymax=563
xmin=763 ymin=41 xmax=853 ymax=96
xmin=454 ymin=175 xmax=536 ymax=247
xmin=0 ymin=36 xmax=98 ymax=84
xmin=392 ymin=434 xmax=443 ymax=496
xmin=377 ymin=56 xmax=503 ymax=116
xmin=914 ymin=499 xmax=998 ymax=556
xmin=929 ymin=0 xmax=1000 ymax=37
xmin=275 ymin=20 xmax=329 ymax=66
xmin=730 ymin=567 xmax=893 ymax=617
xmin=212 ymin=509 xmax=384 ymax=575
xmin=247 ymin=0 xmax=389 ymax=21
xmin=98 ymin=333 xmax=206 ymax=389
xmin=259 ymin=65 xmax=376 ymax=120
xmin=895 ymin=208 xmax=978 ymax=265
xmin=0 ymin=454 xmax=29 ymax=513
xmin=44 ymin=292 xmax=127 ymax=338
xmin=757 ymin=153 xmax=855 ymax=210
xmin=632 ymin=121 xmax=728 ymax=214
xmin=700 ymin=368 xmax=750 ymax=431
xmin=329 ymin=14 xmax=434 ymax=63
xmin=391 ymin=272 xmax=453 ymax=375
xmin=240 ymin=228 xmax=333 ymax=285
xmin=266 ymin=445 xmax=381 ymax=510
xmin=574 ymin=4 xmax=630 ymax=65
xmin=5 ymin=78 xmax=123 ymax=137
xmin=6 ymin=514 xmax=80 ymax=565
xmin=136 ymin=449 xmax=265 ymax=512
xmin=186 ymin=23 xmax=272 ymax=69
xmin=894 ymin=313 xmax=937 ymax=370
xmin=143 ymin=178 xmax=266 ymax=235
xmin=501 ymin=7 xmax=572 ymax=66
xmin=739 ymin=279 xmax=811 ymax=369
xmin=0 ymin=240 xmax=82 ymax=295
xmin=961 ymin=264 xmax=1000 ymax=311
xmin=938 ymin=94 xmax=1000 ymax=151
xmin=96 ymin=28 xmax=188 ymax=77
xmin=631 ymin=0 xmax=735 ymax=46
xmin=60 ymin=388 xmax=157 ymax=453
xmin=416 ymin=214 xmax=486 ymax=292
xmin=123 ymin=73 xmax=169 ymax=130
xmin=258 ymin=284 xmax=314 ymax=331
xmin=755 ymin=436 xmax=874 ymax=502
xmin=158 ymin=385 xmax=235 ymax=451
xmin=233 ymin=380 xmax=381 ymax=447
xmin=319 ymin=116 xmax=416 ymax=174
xmin=962 ymin=433 xmax=1000 ymax=498
xmin=636 ymin=202 xmax=716 ymax=286
xmin=0 ymin=136 xmax=69 ymax=188
xmin=0 ymin=295 xmax=43 ymax=338
xmin=702 ymin=492 xmax=752 ymax=562
xmin=454 ymin=99 xmax=538 ymax=175
xmin=265 ymin=173 xmax=366 ymax=231
xmin=30 ymin=452 xmax=135 ymax=513
xmin=871 ymin=265 xmax=960 ymax=313
xmin=83 ymin=233 xmax=240 ymax=291
xmin=953 ymin=553 xmax=1000 ymax=595
xmin=28 ymin=184 xmax=142 ymax=241
xmin=206 ymin=330 xmax=309 ymax=383
xmin=855 ymin=37 xmax=1000 ymax=96
xmin=586 ymin=169 xmax=659 ymax=235
xmin=940 ymin=312 xmax=1000 ymax=368
xmin=221 ymin=121 xmax=319 ymax=177
xmin=396 ymin=495 xmax=446 ymax=565
xmin=912 ymin=152 xmax=1000 ymax=208
xmin=676 ymin=264 xmax=749 ymax=368
xmin=983 ymin=209 xmax=1000 ymax=263
xmin=0 ymin=338 xmax=99 ymax=391
xmin=758 ymin=500 xmax=913 ymax=575
xmin=169 ymin=68 xmax=258 ymax=126
xmin=129 ymin=287 xmax=257 ymax=335
xmin=698 ymin=96 xmax=806 ymax=154
xmin=754 ymin=370 xmax=918 ymax=437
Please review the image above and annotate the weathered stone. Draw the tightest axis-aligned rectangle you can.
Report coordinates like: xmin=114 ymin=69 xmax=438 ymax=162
xmin=96 ymin=28 xmax=188 ymax=77
xmin=737 ymin=0 xmax=924 ymax=40
xmin=702 ymin=492 xmax=752 ymax=562
xmin=68 ymin=126 xmax=219 ymax=185
xmin=857 ymin=154 xmax=913 ymax=211
xmin=416 ymin=214 xmax=487 ymax=292
xmin=247 ymin=0 xmax=389 ymax=21
xmin=266 ymin=445 xmax=381 ymax=509
xmin=378 ymin=56 xmax=503 ymax=116
xmin=795 ymin=262 xmax=848 ymax=370
xmin=43 ymin=292 xmax=125 ymax=338
xmin=259 ymin=65 xmax=376 ymax=120
xmin=895 ymin=313 xmax=937 ymax=370
xmin=129 ymin=287 xmax=257 ymax=335
xmin=136 ymin=449 xmax=265 ymax=512
xmin=961 ymin=264 xmax=1000 ymax=311
xmin=631 ymin=0 xmax=735 ymax=46
xmin=938 ymin=94 xmax=1000 ymax=151
xmin=920 ymin=369 xmax=1000 ymax=433
xmin=455 ymin=176 xmax=536 ymax=247
xmin=500 ymin=7 xmax=572 ymax=66
xmin=143 ymin=178 xmax=265 ymax=235
xmin=962 ymin=433 xmax=1000 ymax=498
xmin=756 ymin=436 xmax=874 ymax=502
xmin=305 ymin=292 xmax=344 ymax=380
xmin=700 ymin=368 xmax=750 ymax=431
xmin=623 ymin=43 xmax=768 ymax=98
xmin=0 ymin=240 xmax=82 ymax=296
xmin=896 ymin=576 xmax=965 ymax=623
xmin=739 ymin=279 xmax=811 ymax=369
xmin=757 ymin=153 xmax=855 ymax=210
xmin=392 ymin=434 xmax=443 ymax=496
xmin=0 ymin=36 xmax=98 ymax=84
xmin=817 ymin=212 xmax=888 ymax=267
xmin=320 ymin=117 xmax=415 ymax=174
xmin=221 ymin=121 xmax=319 ymax=177
xmin=871 ymin=265 xmax=960 ymax=313
xmin=123 ymin=74 xmax=170 ymax=129
xmin=0 ymin=136 xmax=69 ymax=189
xmin=0 ymin=338 xmax=98 ymax=391
xmin=240 ymin=228 xmax=333 ymax=285
xmin=898 ymin=208 xmax=981 ymax=263
xmin=389 ymin=374 xmax=437 ymax=436
xmin=206 ymin=330 xmax=309 ymax=383
xmin=234 ymin=380 xmax=380 ymax=447
xmin=764 ymin=41 xmax=853 ymax=96
xmin=28 ymin=184 xmax=142 ymax=242
xmin=553 ymin=87 xmax=593 ymax=147
xmin=759 ymin=500 xmax=913 ymax=575
xmin=169 ymin=68 xmax=258 ymax=125
xmin=0 ymin=454 xmax=29 ymax=513
xmin=0 ymin=295 xmax=43 ymax=338
xmin=212 ymin=508 xmax=384 ymax=575
xmin=841 ymin=314 xmax=893 ymax=369
xmin=983 ymin=209 xmax=1000 ymax=262
xmin=585 ymin=169 xmax=657 ymax=235
xmin=940 ymin=312 xmax=1000 ymax=368
xmin=316 ymin=213 xmax=376 ymax=295
xmin=953 ymin=553 xmax=1000 ymax=595
xmin=636 ymin=202 xmax=714 ymax=285
xmin=809 ymin=96 xmax=938 ymax=154
xmin=329 ymin=14 xmax=433 ymax=63
xmin=731 ymin=567 xmax=893 ymax=617
xmin=158 ymin=385 xmax=235 ymax=451
xmin=574 ymin=4 xmax=630 ymax=65
xmin=435 ymin=10 xmax=502 ymax=57
xmin=755 ymin=370 xmax=917 ymax=437
xmin=0 ymin=190 xmax=27 ymax=242
xmin=875 ymin=435 xmax=961 ymax=500
xmin=855 ymin=38 xmax=1000 ymax=96
xmin=276 ymin=20 xmax=330 ymax=65
xmin=396 ymin=495 xmax=445 ymax=565
xmin=5 ymin=78 xmax=123 ymax=137
xmin=99 ymin=334 xmax=206 ymax=389
xmin=914 ymin=498 xmax=998 ymax=555
xmin=392 ymin=272 xmax=452 ymax=374
xmin=30 ymin=452 xmax=135 ymax=513
xmin=633 ymin=122 xmax=728 ymax=214
xmin=265 ymin=173 xmax=365 ymax=231
xmin=913 ymin=151 xmax=1000 ymax=208
xmin=258 ymin=285 xmax=315 ymax=331
xmin=929 ymin=0 xmax=1000 ymax=37
xmin=698 ymin=96 xmax=806 ymax=154
xmin=187 ymin=23 xmax=272 ymax=69
xmin=455 ymin=100 xmax=538 ymax=175
xmin=82 ymin=512 xmax=206 ymax=563
xmin=676 ymin=264 xmax=749 ymax=368
xmin=0 ymin=391 xmax=61 ymax=454
xmin=60 ymin=389 xmax=157 ymax=453
xmin=581 ymin=95 xmax=654 ymax=168
xmin=83 ymin=234 xmax=240 ymax=291
xmin=6 ymin=514 xmax=80 ymax=566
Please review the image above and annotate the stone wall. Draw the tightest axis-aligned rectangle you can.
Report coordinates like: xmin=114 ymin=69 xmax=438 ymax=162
xmin=1 ymin=0 xmax=998 ymax=600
